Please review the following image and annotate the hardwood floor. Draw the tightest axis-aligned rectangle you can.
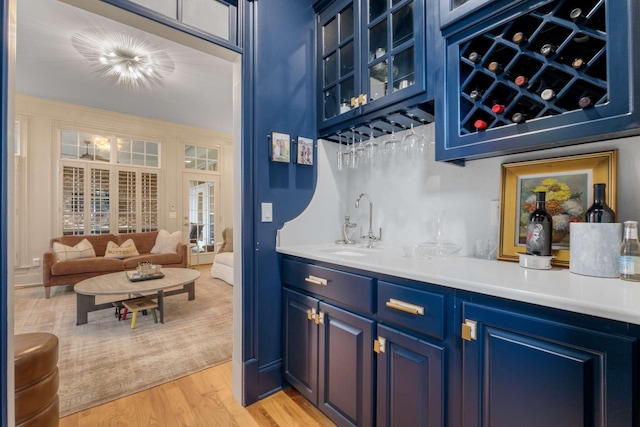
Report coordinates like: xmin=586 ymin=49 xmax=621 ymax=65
xmin=58 ymin=361 xmax=335 ymax=426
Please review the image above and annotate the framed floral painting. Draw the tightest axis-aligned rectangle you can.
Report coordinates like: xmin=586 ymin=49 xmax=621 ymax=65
xmin=498 ymin=151 xmax=617 ymax=266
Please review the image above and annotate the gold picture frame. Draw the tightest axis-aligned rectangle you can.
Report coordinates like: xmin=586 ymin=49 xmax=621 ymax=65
xmin=498 ymin=150 xmax=617 ymax=266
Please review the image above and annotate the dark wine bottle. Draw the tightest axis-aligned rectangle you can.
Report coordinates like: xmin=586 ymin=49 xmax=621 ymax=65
xmin=540 ymin=44 xmax=557 ymax=57
xmin=578 ymin=95 xmax=594 ymax=109
xmin=571 ymin=57 xmax=585 ymax=70
xmin=469 ymin=89 xmax=484 ymax=101
xmin=512 ymin=32 xmax=527 ymax=45
xmin=511 ymin=112 xmax=530 ymax=123
xmin=491 ymin=103 xmax=506 ymax=114
xmin=468 ymin=52 xmax=482 ymax=63
xmin=526 ymin=191 xmax=553 ymax=256
xmin=474 ymin=119 xmax=488 ymax=131
xmin=514 ymin=75 xmax=529 ymax=87
xmin=570 ymin=8 xmax=585 ymax=22
xmin=586 ymin=183 xmax=616 ymax=223
xmin=487 ymin=61 xmax=503 ymax=74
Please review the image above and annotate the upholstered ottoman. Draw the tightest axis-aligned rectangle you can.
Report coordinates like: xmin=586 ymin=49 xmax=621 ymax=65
xmin=14 ymin=333 xmax=59 ymax=427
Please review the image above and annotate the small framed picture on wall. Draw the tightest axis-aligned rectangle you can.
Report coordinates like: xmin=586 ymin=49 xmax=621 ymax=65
xmin=270 ymin=131 xmax=290 ymax=163
xmin=296 ymin=136 xmax=314 ymax=165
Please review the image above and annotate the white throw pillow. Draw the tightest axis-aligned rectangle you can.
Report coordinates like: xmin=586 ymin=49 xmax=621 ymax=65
xmin=151 ymin=230 xmax=182 ymax=254
xmin=104 ymin=239 xmax=140 ymax=259
xmin=53 ymin=238 xmax=96 ymax=262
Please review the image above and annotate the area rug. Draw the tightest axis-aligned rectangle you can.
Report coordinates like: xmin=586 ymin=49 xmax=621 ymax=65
xmin=13 ymin=269 xmax=233 ymax=417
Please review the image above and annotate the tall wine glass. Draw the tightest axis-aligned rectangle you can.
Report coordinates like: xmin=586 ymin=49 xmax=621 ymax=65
xmin=336 ymin=132 xmax=344 ymax=171
xmin=364 ymin=125 xmax=379 ymax=166
xmin=401 ymin=121 xmax=426 ymax=158
xmin=383 ymin=120 xmax=400 ymax=162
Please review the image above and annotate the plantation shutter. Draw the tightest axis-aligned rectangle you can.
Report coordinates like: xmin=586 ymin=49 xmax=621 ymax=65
xmin=118 ymin=170 xmax=137 ymax=233
xmin=90 ymin=168 xmax=111 ymax=234
xmin=62 ymin=166 xmax=85 ymax=235
xmin=141 ymin=172 xmax=159 ymax=232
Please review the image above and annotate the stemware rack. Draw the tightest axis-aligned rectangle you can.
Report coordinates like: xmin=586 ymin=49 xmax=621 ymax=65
xmin=458 ymin=0 xmax=607 ymax=135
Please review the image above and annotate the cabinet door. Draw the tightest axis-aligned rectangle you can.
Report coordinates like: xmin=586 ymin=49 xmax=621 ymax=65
xmin=376 ymin=324 xmax=445 ymax=427
xmin=282 ymin=288 xmax=319 ymax=405
xmin=436 ymin=0 xmax=640 ymax=162
xmin=318 ymin=301 xmax=375 ymax=427
xmin=360 ymin=0 xmax=427 ymax=114
xmin=317 ymin=0 xmax=361 ymax=132
xmin=461 ymin=302 xmax=636 ymax=427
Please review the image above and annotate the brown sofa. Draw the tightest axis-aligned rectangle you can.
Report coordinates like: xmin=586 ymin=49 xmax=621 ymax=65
xmin=42 ymin=231 xmax=188 ymax=298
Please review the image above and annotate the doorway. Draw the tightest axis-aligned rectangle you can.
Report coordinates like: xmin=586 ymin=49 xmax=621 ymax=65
xmin=183 ymin=173 xmax=221 ymax=266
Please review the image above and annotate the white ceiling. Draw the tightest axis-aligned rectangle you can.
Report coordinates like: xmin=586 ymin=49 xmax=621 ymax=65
xmin=15 ymin=0 xmax=235 ymax=134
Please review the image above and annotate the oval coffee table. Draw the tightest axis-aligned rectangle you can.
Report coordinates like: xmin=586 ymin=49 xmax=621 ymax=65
xmin=74 ymin=268 xmax=200 ymax=325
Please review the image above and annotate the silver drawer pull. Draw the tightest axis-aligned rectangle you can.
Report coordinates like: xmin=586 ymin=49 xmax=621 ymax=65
xmin=386 ymin=298 xmax=425 ymax=315
xmin=305 ymin=275 xmax=328 ymax=286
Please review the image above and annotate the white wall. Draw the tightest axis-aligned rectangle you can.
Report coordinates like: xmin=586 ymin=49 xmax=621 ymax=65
xmin=14 ymin=94 xmax=234 ymax=285
xmin=321 ymin=123 xmax=640 ymax=256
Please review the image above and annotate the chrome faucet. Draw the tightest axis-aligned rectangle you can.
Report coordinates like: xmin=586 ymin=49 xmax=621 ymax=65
xmin=335 ymin=215 xmax=357 ymax=245
xmin=355 ymin=193 xmax=382 ymax=248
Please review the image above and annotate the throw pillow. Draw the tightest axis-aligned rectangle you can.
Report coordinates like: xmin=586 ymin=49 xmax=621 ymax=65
xmin=219 ymin=227 xmax=234 ymax=253
xmin=104 ymin=239 xmax=140 ymax=259
xmin=53 ymin=238 xmax=96 ymax=262
xmin=151 ymin=229 xmax=182 ymax=254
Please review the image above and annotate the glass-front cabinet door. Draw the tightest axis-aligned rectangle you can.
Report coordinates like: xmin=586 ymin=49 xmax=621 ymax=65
xmin=319 ymin=0 xmax=360 ymax=128
xmin=317 ymin=0 xmax=428 ymax=135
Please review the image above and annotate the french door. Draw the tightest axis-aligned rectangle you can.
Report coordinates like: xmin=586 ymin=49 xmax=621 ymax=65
xmin=183 ymin=172 xmax=221 ymax=266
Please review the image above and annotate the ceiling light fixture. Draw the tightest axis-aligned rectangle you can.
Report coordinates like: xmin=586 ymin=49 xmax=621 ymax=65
xmin=71 ymin=28 xmax=175 ymax=90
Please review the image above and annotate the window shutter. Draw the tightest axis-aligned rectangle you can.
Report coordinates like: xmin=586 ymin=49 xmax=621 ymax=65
xmin=62 ymin=166 xmax=85 ymax=235
xmin=118 ymin=170 xmax=136 ymax=233
xmin=141 ymin=172 xmax=159 ymax=232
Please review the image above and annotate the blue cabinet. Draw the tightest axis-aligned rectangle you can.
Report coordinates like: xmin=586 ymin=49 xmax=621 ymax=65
xmin=282 ymin=288 xmax=374 ymax=427
xmin=435 ymin=0 xmax=640 ymax=162
xmin=439 ymin=0 xmax=527 ymax=30
xmin=376 ymin=324 xmax=445 ymax=427
xmin=460 ymin=302 xmax=637 ymax=426
xmin=316 ymin=0 xmax=433 ymax=139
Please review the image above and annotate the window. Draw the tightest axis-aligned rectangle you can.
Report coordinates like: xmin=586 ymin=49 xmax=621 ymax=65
xmin=60 ymin=129 xmax=160 ymax=235
xmin=184 ymin=145 xmax=219 ymax=171
xmin=115 ymin=0 xmax=238 ymax=45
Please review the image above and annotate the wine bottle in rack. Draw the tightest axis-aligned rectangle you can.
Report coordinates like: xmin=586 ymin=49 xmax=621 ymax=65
xmin=569 ymin=8 xmax=585 ymax=23
xmin=474 ymin=119 xmax=488 ymax=131
xmin=468 ymin=52 xmax=482 ymax=63
xmin=540 ymin=44 xmax=557 ymax=57
xmin=514 ymin=75 xmax=529 ymax=87
xmin=586 ymin=183 xmax=615 ymax=223
xmin=487 ymin=61 xmax=503 ymax=74
xmin=469 ymin=89 xmax=485 ymax=101
xmin=511 ymin=112 xmax=531 ymax=123
xmin=491 ymin=103 xmax=506 ymax=114
xmin=578 ymin=95 xmax=594 ymax=109
xmin=571 ymin=57 xmax=585 ymax=70
xmin=541 ymin=88 xmax=556 ymax=101
xmin=512 ymin=32 xmax=527 ymax=45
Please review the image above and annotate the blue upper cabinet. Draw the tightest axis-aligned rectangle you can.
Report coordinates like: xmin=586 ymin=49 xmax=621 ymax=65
xmin=435 ymin=0 xmax=640 ymax=163
xmin=316 ymin=0 xmax=432 ymax=138
xmin=439 ymin=0 xmax=527 ymax=31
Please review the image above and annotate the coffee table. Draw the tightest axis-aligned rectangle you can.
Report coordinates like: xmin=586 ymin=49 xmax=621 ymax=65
xmin=74 ymin=268 xmax=200 ymax=325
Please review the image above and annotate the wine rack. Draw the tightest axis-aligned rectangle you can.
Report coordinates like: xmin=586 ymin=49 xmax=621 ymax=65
xmin=459 ymin=0 xmax=606 ymax=134
xmin=436 ymin=0 xmax=640 ymax=163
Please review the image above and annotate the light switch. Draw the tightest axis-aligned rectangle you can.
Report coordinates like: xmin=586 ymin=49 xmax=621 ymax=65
xmin=261 ymin=202 xmax=273 ymax=222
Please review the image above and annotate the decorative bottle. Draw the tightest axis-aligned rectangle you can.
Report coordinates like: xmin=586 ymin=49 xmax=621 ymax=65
xmin=619 ymin=221 xmax=640 ymax=282
xmin=526 ymin=191 xmax=552 ymax=256
xmin=585 ymin=183 xmax=615 ymax=223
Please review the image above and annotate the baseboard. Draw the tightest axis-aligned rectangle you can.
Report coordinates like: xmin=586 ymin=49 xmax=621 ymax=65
xmin=242 ymin=358 xmax=284 ymax=406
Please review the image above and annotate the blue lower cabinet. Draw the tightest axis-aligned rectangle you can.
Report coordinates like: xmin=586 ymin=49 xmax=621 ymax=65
xmin=318 ymin=302 xmax=375 ymax=427
xmin=461 ymin=302 xmax=637 ymax=427
xmin=282 ymin=288 xmax=319 ymax=405
xmin=375 ymin=324 xmax=445 ymax=427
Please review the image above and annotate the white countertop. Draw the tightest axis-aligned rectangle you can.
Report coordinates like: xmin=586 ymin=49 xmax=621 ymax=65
xmin=277 ymin=243 xmax=640 ymax=325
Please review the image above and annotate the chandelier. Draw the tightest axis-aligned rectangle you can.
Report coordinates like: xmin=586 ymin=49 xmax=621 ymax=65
xmin=71 ymin=28 xmax=175 ymax=90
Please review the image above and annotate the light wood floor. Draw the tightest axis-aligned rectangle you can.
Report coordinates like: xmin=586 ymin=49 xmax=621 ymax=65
xmin=58 ymin=361 xmax=335 ymax=426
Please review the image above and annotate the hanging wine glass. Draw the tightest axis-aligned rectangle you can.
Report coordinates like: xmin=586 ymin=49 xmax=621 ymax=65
xmin=401 ymin=119 xmax=426 ymax=158
xmin=336 ymin=132 xmax=344 ymax=171
xmin=383 ymin=120 xmax=400 ymax=162
xmin=415 ymin=119 xmax=433 ymax=157
xmin=364 ymin=125 xmax=379 ymax=166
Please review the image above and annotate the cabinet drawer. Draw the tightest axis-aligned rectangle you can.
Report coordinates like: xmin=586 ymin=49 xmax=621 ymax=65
xmin=377 ymin=281 xmax=445 ymax=340
xmin=282 ymin=258 xmax=375 ymax=314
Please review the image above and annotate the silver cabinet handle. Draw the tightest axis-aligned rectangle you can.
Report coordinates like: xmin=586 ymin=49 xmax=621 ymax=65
xmin=385 ymin=298 xmax=425 ymax=315
xmin=304 ymin=275 xmax=328 ymax=286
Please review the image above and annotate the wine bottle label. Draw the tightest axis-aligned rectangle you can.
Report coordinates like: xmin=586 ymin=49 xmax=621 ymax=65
xmin=619 ymin=256 xmax=638 ymax=275
xmin=526 ymin=222 xmax=551 ymax=256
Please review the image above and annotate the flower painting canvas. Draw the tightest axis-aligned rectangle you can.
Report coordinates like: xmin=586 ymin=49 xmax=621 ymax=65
xmin=517 ymin=174 xmax=589 ymax=249
xmin=498 ymin=151 xmax=617 ymax=266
